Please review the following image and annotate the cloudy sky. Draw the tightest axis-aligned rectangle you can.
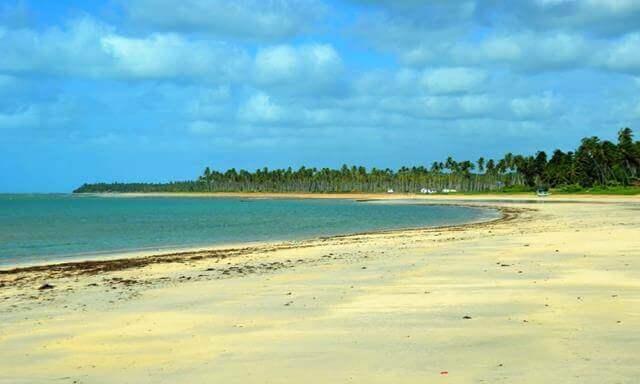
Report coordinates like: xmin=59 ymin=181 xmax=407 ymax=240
xmin=1 ymin=0 xmax=640 ymax=192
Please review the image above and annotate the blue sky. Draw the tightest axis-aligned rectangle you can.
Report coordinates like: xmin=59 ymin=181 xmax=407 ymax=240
xmin=1 ymin=0 xmax=640 ymax=192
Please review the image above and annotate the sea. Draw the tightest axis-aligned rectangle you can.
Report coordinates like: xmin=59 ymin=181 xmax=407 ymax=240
xmin=0 ymin=194 xmax=499 ymax=266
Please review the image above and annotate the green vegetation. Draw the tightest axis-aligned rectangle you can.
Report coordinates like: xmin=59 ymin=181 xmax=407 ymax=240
xmin=75 ymin=128 xmax=640 ymax=195
xmin=554 ymin=185 xmax=640 ymax=195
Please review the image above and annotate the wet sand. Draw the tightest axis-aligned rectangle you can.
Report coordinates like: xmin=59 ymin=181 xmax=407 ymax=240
xmin=1 ymin=195 xmax=639 ymax=383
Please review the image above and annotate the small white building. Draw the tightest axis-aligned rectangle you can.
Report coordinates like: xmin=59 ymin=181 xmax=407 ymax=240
xmin=387 ymin=188 xmax=394 ymax=194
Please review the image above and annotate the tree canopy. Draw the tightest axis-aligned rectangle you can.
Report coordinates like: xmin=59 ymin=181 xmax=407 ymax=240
xmin=75 ymin=128 xmax=640 ymax=194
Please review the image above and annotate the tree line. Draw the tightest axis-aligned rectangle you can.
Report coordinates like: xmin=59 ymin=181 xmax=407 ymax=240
xmin=74 ymin=128 xmax=640 ymax=194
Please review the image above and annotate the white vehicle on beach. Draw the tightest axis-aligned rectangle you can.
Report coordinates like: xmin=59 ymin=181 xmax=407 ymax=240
xmin=387 ymin=189 xmax=394 ymax=194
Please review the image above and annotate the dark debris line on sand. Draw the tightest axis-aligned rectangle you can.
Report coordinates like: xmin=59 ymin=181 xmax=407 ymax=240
xmin=0 ymin=206 xmax=527 ymax=290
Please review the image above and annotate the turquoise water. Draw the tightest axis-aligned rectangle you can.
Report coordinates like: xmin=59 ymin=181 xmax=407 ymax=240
xmin=0 ymin=194 xmax=498 ymax=266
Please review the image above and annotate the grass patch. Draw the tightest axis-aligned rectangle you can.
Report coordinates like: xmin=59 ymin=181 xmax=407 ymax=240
xmin=457 ymin=185 xmax=640 ymax=195
xmin=553 ymin=185 xmax=640 ymax=195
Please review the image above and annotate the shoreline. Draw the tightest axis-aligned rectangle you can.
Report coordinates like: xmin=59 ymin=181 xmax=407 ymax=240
xmin=0 ymin=202 xmax=509 ymax=277
xmin=3 ymin=189 xmax=638 ymax=274
xmin=81 ymin=190 xmax=640 ymax=202
xmin=0 ymin=195 xmax=498 ymax=271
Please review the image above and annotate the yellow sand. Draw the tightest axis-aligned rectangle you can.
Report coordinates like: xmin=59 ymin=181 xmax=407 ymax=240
xmin=1 ymin=195 xmax=639 ymax=383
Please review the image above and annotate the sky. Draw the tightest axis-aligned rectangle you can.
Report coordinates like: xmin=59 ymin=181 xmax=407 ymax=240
xmin=1 ymin=0 xmax=640 ymax=192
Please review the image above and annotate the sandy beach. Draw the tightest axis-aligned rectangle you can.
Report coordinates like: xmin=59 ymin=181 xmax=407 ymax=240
xmin=1 ymin=194 xmax=639 ymax=383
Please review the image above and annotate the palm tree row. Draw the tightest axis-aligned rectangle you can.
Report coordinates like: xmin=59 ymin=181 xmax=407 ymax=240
xmin=74 ymin=128 xmax=640 ymax=194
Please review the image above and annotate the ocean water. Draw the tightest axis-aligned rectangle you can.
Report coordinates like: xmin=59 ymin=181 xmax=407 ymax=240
xmin=0 ymin=194 xmax=499 ymax=266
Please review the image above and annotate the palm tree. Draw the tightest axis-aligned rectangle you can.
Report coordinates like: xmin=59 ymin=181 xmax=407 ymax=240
xmin=477 ymin=157 xmax=485 ymax=174
xmin=486 ymin=159 xmax=495 ymax=174
xmin=203 ymin=167 xmax=213 ymax=191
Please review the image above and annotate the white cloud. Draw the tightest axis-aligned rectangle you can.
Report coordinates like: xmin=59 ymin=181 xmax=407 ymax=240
xmin=383 ymin=94 xmax=498 ymax=120
xmin=479 ymin=37 xmax=522 ymax=62
xmin=0 ymin=17 xmax=251 ymax=81
xmin=186 ymin=86 xmax=233 ymax=120
xmin=354 ymin=0 xmax=640 ymax=36
xmin=510 ymin=92 xmax=562 ymax=119
xmin=477 ymin=33 xmax=591 ymax=70
xmin=100 ymin=34 xmax=249 ymax=80
xmin=238 ymin=92 xmax=284 ymax=123
xmin=601 ymin=33 xmax=640 ymax=73
xmin=365 ymin=24 xmax=640 ymax=75
xmin=528 ymin=0 xmax=640 ymax=34
xmin=410 ymin=32 xmax=594 ymax=71
xmin=420 ymin=67 xmax=486 ymax=94
xmin=351 ymin=0 xmax=640 ymax=73
xmin=123 ymin=0 xmax=326 ymax=40
xmin=0 ymin=19 xmax=349 ymax=92
xmin=253 ymin=44 xmax=343 ymax=89
xmin=354 ymin=67 xmax=485 ymax=96
xmin=0 ymin=18 xmax=114 ymax=77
